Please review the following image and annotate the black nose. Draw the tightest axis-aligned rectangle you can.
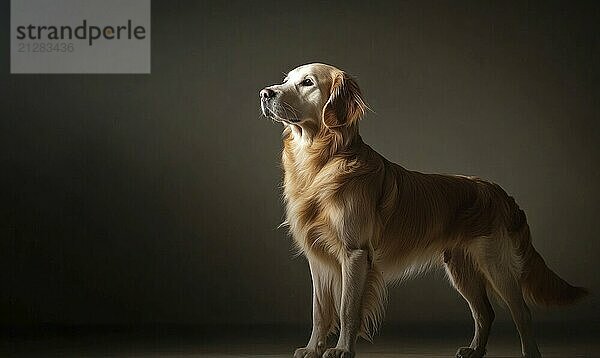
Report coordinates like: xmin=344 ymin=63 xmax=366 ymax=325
xmin=260 ymin=88 xmax=276 ymax=99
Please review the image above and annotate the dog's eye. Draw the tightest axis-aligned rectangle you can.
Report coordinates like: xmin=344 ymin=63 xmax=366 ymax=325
xmin=300 ymin=78 xmax=314 ymax=86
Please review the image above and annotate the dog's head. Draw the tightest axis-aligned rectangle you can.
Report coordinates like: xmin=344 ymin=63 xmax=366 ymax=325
xmin=260 ymin=63 xmax=366 ymax=140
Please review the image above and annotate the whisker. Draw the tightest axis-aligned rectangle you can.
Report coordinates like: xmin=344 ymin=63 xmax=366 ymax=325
xmin=280 ymin=101 xmax=300 ymax=122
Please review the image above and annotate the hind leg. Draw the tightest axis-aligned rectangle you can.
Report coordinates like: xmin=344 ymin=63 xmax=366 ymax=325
xmin=444 ymin=249 xmax=495 ymax=358
xmin=474 ymin=244 xmax=541 ymax=357
xmin=487 ymin=272 xmax=540 ymax=357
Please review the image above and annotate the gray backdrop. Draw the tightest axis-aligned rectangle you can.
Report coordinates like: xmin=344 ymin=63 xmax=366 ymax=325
xmin=2 ymin=0 xmax=599 ymax=328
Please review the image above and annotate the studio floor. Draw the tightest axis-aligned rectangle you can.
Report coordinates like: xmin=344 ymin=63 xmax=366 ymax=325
xmin=2 ymin=323 xmax=598 ymax=357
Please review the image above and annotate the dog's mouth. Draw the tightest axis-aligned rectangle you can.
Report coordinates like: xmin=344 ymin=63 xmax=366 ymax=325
xmin=261 ymin=99 xmax=300 ymax=124
xmin=260 ymin=100 xmax=275 ymax=119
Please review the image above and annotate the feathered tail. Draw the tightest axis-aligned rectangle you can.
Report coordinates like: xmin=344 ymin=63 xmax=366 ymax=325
xmin=517 ymin=225 xmax=588 ymax=306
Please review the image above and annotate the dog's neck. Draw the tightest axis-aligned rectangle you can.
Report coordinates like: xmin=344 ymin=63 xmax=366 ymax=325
xmin=281 ymin=123 xmax=362 ymax=185
xmin=283 ymin=122 xmax=360 ymax=149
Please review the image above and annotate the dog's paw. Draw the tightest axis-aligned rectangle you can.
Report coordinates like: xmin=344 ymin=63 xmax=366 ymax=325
xmin=323 ymin=348 xmax=354 ymax=358
xmin=293 ymin=347 xmax=320 ymax=358
xmin=456 ymin=347 xmax=486 ymax=358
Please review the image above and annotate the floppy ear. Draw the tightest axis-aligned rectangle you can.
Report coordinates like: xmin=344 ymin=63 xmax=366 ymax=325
xmin=322 ymin=72 xmax=367 ymax=128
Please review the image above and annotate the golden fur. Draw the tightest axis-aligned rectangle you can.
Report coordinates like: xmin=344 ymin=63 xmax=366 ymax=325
xmin=260 ymin=63 xmax=587 ymax=358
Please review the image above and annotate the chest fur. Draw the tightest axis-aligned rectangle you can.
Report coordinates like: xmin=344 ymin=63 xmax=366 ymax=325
xmin=282 ymin=154 xmax=349 ymax=258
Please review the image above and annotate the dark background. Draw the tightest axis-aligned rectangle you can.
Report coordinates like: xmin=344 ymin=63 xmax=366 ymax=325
xmin=1 ymin=0 xmax=599 ymax=332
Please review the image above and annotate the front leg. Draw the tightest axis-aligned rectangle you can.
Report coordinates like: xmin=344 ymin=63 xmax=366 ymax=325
xmin=294 ymin=257 xmax=340 ymax=358
xmin=323 ymin=249 xmax=369 ymax=358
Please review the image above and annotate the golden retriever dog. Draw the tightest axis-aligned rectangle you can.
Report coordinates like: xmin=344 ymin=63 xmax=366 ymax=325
xmin=259 ymin=63 xmax=587 ymax=358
